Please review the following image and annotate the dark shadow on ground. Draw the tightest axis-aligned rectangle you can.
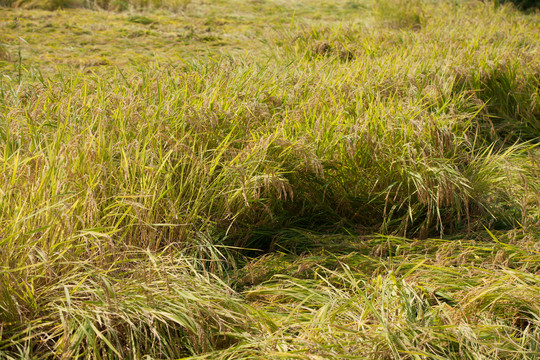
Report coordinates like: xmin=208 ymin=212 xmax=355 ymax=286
xmin=499 ymin=0 xmax=539 ymax=11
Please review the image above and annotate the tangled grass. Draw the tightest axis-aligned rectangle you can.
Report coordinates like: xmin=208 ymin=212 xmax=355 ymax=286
xmin=0 ymin=0 xmax=539 ymax=358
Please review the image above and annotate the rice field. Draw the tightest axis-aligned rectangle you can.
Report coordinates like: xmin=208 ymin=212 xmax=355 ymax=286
xmin=0 ymin=0 xmax=539 ymax=358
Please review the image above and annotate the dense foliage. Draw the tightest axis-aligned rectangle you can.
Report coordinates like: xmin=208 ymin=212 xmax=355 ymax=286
xmin=0 ymin=0 xmax=539 ymax=358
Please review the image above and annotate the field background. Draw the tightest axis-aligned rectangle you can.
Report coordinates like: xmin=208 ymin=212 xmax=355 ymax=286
xmin=1 ymin=0 xmax=540 ymax=359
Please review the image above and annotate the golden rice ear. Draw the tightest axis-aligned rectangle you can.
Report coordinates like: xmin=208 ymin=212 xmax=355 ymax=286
xmin=0 ymin=44 xmax=9 ymax=62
